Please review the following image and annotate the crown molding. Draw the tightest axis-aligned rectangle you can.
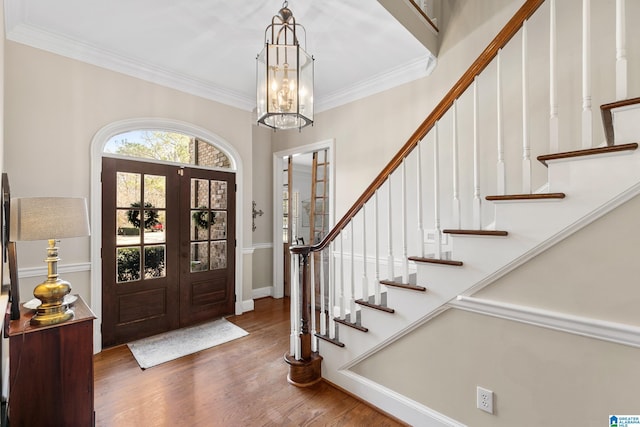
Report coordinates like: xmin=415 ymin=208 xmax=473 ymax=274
xmin=6 ymin=21 xmax=255 ymax=111
xmin=315 ymin=54 xmax=437 ymax=113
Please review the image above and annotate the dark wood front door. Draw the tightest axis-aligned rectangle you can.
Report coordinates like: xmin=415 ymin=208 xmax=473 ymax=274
xmin=179 ymin=167 xmax=236 ymax=325
xmin=101 ymin=158 xmax=235 ymax=347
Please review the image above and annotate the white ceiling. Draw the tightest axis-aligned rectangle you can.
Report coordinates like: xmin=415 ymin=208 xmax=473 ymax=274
xmin=5 ymin=0 xmax=434 ymax=112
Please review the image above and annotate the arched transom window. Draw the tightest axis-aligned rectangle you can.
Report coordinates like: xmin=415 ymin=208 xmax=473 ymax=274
xmin=104 ymin=130 xmax=231 ymax=168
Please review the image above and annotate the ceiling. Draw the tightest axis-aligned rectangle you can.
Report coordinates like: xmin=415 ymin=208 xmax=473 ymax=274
xmin=5 ymin=0 xmax=435 ymax=112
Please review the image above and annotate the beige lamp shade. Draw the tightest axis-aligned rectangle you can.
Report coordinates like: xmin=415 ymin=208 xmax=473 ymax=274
xmin=11 ymin=197 xmax=90 ymax=241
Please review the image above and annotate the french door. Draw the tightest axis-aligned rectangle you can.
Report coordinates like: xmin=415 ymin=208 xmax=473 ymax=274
xmin=101 ymin=158 xmax=235 ymax=347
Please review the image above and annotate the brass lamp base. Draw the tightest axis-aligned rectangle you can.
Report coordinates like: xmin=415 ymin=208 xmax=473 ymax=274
xmin=31 ymin=303 xmax=74 ymax=326
xmin=29 ymin=239 xmax=75 ymax=326
xmin=30 ymin=278 xmax=74 ymax=326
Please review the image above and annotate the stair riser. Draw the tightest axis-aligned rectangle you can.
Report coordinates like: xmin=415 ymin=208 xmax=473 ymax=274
xmin=609 ymin=105 xmax=640 ymax=145
xmin=547 ymin=148 xmax=640 ymax=194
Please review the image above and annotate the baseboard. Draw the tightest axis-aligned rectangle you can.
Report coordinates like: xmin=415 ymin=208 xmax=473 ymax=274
xmin=242 ymin=299 xmax=255 ymax=312
xmin=334 ymin=370 xmax=466 ymax=427
xmin=252 ymin=286 xmax=273 ymax=300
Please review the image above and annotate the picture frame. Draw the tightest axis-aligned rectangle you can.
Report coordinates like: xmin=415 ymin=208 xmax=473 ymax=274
xmin=2 ymin=172 xmax=9 ymax=263
xmin=8 ymin=241 xmax=19 ymax=320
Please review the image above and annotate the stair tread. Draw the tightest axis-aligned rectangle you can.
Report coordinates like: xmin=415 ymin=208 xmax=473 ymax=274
xmin=355 ymin=298 xmax=395 ymax=313
xmin=379 ymin=280 xmax=427 ymax=292
xmin=334 ymin=316 xmax=369 ymax=332
xmin=443 ymin=229 xmax=508 ymax=236
xmin=408 ymin=256 xmax=464 ymax=266
xmin=315 ymin=333 xmax=345 ymax=348
xmin=485 ymin=192 xmax=565 ymax=201
xmin=601 ymin=97 xmax=640 ymax=145
xmin=537 ymin=143 xmax=638 ymax=166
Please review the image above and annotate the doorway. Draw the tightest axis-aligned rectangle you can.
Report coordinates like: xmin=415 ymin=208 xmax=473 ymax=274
xmin=101 ymin=158 xmax=236 ymax=347
xmin=273 ymin=140 xmax=334 ymax=299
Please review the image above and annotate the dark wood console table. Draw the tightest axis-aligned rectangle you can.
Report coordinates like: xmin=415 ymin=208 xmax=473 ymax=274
xmin=7 ymin=295 xmax=95 ymax=426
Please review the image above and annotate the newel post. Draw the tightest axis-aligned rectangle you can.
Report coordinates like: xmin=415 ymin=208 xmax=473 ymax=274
xmin=284 ymin=245 xmax=323 ymax=387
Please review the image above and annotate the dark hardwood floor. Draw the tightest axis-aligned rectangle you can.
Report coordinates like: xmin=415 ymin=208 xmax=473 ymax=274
xmin=94 ymin=297 xmax=405 ymax=426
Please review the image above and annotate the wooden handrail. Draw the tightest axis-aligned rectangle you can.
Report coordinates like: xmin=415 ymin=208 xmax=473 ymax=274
xmin=309 ymin=0 xmax=545 ymax=253
xmin=407 ymin=0 xmax=440 ymax=33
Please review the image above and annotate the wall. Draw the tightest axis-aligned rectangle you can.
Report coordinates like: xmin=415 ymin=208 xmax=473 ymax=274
xmin=251 ymin=124 xmax=273 ymax=296
xmin=351 ymin=193 xmax=640 ymax=426
xmin=4 ymin=41 xmax=255 ymax=308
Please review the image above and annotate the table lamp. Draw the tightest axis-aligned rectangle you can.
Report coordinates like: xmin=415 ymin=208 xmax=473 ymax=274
xmin=11 ymin=197 xmax=90 ymax=326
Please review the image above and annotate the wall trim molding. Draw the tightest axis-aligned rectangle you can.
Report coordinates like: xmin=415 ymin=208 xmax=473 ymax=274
xmin=18 ymin=262 xmax=91 ymax=278
xmin=252 ymin=242 xmax=273 ymax=250
xmin=450 ymin=296 xmax=640 ymax=348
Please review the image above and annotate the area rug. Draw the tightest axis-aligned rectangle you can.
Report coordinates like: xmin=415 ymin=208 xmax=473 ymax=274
xmin=127 ymin=318 xmax=248 ymax=369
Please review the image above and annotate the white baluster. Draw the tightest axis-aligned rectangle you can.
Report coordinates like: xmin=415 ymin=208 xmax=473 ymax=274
xmin=452 ymin=100 xmax=461 ymax=228
xmin=362 ymin=206 xmax=369 ymax=305
xmin=473 ymin=77 xmax=482 ymax=228
xmin=433 ymin=121 xmax=442 ymax=258
xmin=616 ymin=0 xmax=627 ymax=101
xmin=320 ymin=249 xmax=326 ymax=336
xmin=374 ymin=190 xmax=381 ymax=305
xmin=350 ymin=221 xmax=356 ymax=321
xmin=582 ymin=0 xmax=592 ymax=149
xmin=310 ymin=251 xmax=317 ymax=352
xmin=497 ymin=49 xmax=506 ymax=195
xmin=522 ymin=20 xmax=532 ymax=193
xmin=549 ymin=0 xmax=559 ymax=153
xmin=339 ymin=231 xmax=346 ymax=320
xmin=416 ymin=142 xmax=425 ymax=257
xmin=328 ymin=241 xmax=336 ymax=339
xmin=401 ymin=160 xmax=409 ymax=283
xmin=387 ymin=178 xmax=395 ymax=281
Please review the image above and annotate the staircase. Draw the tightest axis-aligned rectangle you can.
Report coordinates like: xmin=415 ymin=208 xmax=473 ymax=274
xmin=285 ymin=0 xmax=640 ymax=425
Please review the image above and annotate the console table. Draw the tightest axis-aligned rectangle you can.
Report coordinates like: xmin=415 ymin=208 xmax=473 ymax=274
xmin=7 ymin=295 xmax=95 ymax=426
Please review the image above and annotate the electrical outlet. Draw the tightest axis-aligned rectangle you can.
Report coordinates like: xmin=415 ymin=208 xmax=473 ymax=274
xmin=477 ymin=386 xmax=494 ymax=414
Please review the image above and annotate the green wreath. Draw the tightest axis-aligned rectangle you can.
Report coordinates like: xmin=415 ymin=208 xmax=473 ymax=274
xmin=127 ymin=202 xmax=160 ymax=229
xmin=192 ymin=207 xmax=216 ymax=229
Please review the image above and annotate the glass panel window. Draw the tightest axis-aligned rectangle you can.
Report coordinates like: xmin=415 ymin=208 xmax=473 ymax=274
xmin=191 ymin=210 xmax=210 ymax=241
xmin=117 ymin=247 xmax=141 ymax=283
xmin=144 ymin=174 xmax=166 ymax=208
xmin=144 ymin=245 xmax=166 ymax=279
xmin=191 ymin=179 xmax=209 ymax=209
xmin=210 ymin=180 xmax=227 ymax=210
xmin=210 ymin=241 xmax=227 ymax=270
xmin=144 ymin=210 xmax=166 ymax=244
xmin=117 ymin=209 xmax=140 ymax=245
xmin=210 ymin=211 xmax=227 ymax=240
xmin=116 ymin=172 xmax=140 ymax=207
xmin=190 ymin=242 xmax=209 ymax=272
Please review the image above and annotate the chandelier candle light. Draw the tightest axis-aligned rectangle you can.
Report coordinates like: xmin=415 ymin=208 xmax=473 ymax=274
xmin=11 ymin=197 xmax=90 ymax=326
xmin=257 ymin=0 xmax=314 ymax=130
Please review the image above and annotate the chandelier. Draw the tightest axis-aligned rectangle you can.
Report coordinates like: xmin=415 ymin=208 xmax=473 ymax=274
xmin=256 ymin=1 xmax=314 ymax=130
